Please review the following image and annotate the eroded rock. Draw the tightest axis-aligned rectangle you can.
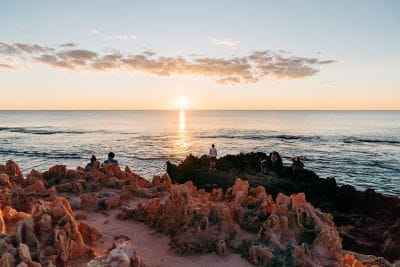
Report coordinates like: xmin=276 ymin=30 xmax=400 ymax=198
xmin=131 ymin=178 xmax=343 ymax=266
xmin=87 ymin=239 xmax=143 ymax=267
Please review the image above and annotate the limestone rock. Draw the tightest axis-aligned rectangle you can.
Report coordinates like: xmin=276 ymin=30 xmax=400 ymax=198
xmin=258 ymin=192 xmax=343 ymax=266
xmin=81 ymin=194 xmax=98 ymax=212
xmin=131 ymin=178 xmax=343 ymax=266
xmin=87 ymin=239 xmax=143 ymax=267
xmin=5 ymin=160 xmax=23 ymax=179
xmin=0 ymin=197 xmax=96 ymax=266
xmin=1 ymin=206 xmax=29 ymax=234
xmin=78 ymin=221 xmax=102 ymax=246
xmin=0 ymin=174 xmax=10 ymax=187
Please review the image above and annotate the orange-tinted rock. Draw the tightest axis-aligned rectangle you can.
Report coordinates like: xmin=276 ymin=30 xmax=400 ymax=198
xmin=5 ymin=160 xmax=23 ymax=178
xmin=26 ymin=169 xmax=42 ymax=180
xmin=101 ymin=163 xmax=123 ymax=179
xmin=258 ymin=194 xmax=275 ymax=217
xmin=258 ymin=192 xmax=342 ymax=266
xmin=86 ymin=170 xmax=108 ymax=185
xmin=0 ymin=197 xmax=96 ymax=266
xmin=0 ymin=174 xmax=10 ymax=187
xmin=342 ymin=254 xmax=365 ymax=267
xmin=151 ymin=173 xmax=172 ymax=192
xmin=226 ymin=178 xmax=249 ymax=199
xmin=1 ymin=206 xmax=29 ymax=234
xmin=78 ymin=221 xmax=102 ymax=246
xmin=0 ymin=210 xmax=5 ymax=234
xmin=125 ymin=166 xmax=132 ymax=173
xmin=104 ymin=195 xmax=121 ymax=210
xmin=342 ymin=251 xmax=393 ymax=267
xmin=0 ymin=180 xmax=57 ymax=213
xmin=211 ymin=188 xmax=224 ymax=201
xmin=81 ymin=194 xmax=98 ymax=212
xmin=77 ymin=166 xmax=85 ymax=172
xmin=71 ymin=180 xmax=86 ymax=193
xmin=131 ymin=178 xmax=343 ymax=266
xmin=42 ymin=164 xmax=67 ymax=185
xmin=32 ymin=197 xmax=95 ymax=265
xmin=107 ymin=176 xmax=120 ymax=188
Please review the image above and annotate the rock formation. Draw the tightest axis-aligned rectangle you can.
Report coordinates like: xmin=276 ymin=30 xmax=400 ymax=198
xmin=1 ymin=158 xmax=399 ymax=266
xmin=381 ymin=219 xmax=400 ymax=262
xmin=126 ymin=178 xmax=343 ymax=266
xmin=167 ymin=153 xmax=400 ymax=262
xmin=87 ymin=238 xmax=143 ymax=267
xmin=0 ymin=197 xmax=96 ymax=266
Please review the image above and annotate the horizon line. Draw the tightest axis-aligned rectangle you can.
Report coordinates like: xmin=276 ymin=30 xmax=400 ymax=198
xmin=0 ymin=109 xmax=399 ymax=111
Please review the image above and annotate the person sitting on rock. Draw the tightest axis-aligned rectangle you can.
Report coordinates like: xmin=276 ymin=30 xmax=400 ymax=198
xmin=291 ymin=156 xmax=304 ymax=178
xmin=85 ymin=155 xmax=100 ymax=171
xmin=103 ymin=152 xmax=118 ymax=165
xmin=269 ymin=151 xmax=283 ymax=172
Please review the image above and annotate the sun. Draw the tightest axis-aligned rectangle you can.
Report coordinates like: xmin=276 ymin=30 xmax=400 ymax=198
xmin=178 ymin=96 xmax=188 ymax=110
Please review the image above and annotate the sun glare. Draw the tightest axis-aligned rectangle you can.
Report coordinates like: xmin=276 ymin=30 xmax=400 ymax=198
xmin=178 ymin=96 xmax=188 ymax=110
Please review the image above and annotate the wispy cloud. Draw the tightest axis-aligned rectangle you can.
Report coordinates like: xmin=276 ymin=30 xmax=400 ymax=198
xmin=60 ymin=42 xmax=78 ymax=48
xmin=211 ymin=38 xmax=240 ymax=48
xmin=0 ymin=63 xmax=14 ymax=69
xmin=0 ymin=41 xmax=336 ymax=85
xmin=107 ymin=35 xmax=136 ymax=41
xmin=0 ymin=41 xmax=52 ymax=54
xmin=91 ymin=29 xmax=100 ymax=35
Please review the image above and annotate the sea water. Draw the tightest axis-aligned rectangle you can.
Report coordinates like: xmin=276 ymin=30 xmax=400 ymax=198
xmin=0 ymin=110 xmax=399 ymax=195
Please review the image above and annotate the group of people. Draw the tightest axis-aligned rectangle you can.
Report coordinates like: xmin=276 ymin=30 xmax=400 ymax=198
xmin=260 ymin=151 xmax=305 ymax=177
xmin=261 ymin=151 xmax=305 ymax=177
xmin=260 ymin=151 xmax=284 ymax=173
xmin=91 ymin=146 xmax=304 ymax=178
xmin=85 ymin=152 xmax=118 ymax=171
xmin=209 ymin=144 xmax=305 ymax=178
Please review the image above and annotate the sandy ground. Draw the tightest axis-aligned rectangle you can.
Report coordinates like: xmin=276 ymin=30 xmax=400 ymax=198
xmin=64 ymin=193 xmax=253 ymax=267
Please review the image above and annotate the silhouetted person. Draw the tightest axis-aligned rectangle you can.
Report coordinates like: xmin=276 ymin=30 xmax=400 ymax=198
xmin=260 ymin=157 xmax=268 ymax=174
xmin=85 ymin=155 xmax=100 ymax=171
xmin=269 ymin=151 xmax=283 ymax=172
xmin=292 ymin=156 xmax=304 ymax=178
xmin=209 ymin=144 xmax=217 ymax=170
xmin=103 ymin=152 xmax=118 ymax=165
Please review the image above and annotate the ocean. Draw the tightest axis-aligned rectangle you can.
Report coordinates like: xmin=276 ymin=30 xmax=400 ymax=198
xmin=0 ymin=110 xmax=399 ymax=195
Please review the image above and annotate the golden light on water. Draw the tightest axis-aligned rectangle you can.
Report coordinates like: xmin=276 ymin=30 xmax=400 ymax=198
xmin=179 ymin=109 xmax=186 ymax=131
xmin=175 ymin=109 xmax=188 ymax=156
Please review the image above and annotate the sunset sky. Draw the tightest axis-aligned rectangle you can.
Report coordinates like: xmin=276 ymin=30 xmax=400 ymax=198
xmin=0 ymin=0 xmax=399 ymax=110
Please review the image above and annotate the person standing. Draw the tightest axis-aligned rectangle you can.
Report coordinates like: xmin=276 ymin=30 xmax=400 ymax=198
xmin=209 ymin=144 xmax=217 ymax=170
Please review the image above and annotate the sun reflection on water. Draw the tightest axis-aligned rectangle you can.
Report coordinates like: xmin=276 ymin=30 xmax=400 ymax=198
xmin=179 ymin=109 xmax=186 ymax=131
xmin=175 ymin=109 xmax=188 ymax=157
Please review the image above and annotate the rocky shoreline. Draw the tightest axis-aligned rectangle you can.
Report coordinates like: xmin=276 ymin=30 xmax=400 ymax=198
xmin=167 ymin=152 xmax=400 ymax=263
xmin=0 ymin=154 xmax=399 ymax=266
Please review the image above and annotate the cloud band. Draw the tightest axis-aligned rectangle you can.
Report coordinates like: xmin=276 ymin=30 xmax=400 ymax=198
xmin=0 ymin=41 xmax=336 ymax=84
